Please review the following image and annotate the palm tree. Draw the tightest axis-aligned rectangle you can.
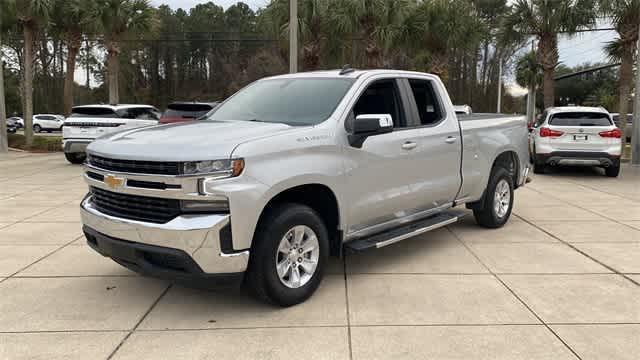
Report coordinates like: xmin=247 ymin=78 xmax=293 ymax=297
xmin=97 ymin=0 xmax=156 ymax=105
xmin=400 ymin=0 xmax=482 ymax=79
xmin=332 ymin=0 xmax=410 ymax=68
xmin=16 ymin=0 xmax=53 ymax=146
xmin=600 ymin=0 xmax=639 ymax=149
xmin=53 ymin=0 xmax=97 ymax=116
xmin=504 ymin=0 xmax=597 ymax=108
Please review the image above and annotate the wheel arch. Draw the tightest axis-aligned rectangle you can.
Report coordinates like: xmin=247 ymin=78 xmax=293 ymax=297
xmin=255 ymin=183 xmax=343 ymax=257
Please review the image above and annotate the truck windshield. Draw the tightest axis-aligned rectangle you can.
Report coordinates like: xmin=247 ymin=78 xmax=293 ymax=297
xmin=207 ymin=78 xmax=355 ymax=126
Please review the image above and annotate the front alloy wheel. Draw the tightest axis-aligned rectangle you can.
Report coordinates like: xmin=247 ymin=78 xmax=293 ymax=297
xmin=276 ymin=225 xmax=320 ymax=288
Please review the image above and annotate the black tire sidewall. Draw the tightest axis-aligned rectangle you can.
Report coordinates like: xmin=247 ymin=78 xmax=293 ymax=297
xmin=476 ymin=167 xmax=514 ymax=228
xmin=253 ymin=204 xmax=329 ymax=306
xmin=33 ymin=125 xmax=41 ymax=133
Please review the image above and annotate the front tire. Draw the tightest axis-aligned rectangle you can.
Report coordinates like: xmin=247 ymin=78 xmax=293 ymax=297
xmin=65 ymin=152 xmax=86 ymax=164
xmin=246 ymin=203 xmax=329 ymax=307
xmin=474 ymin=167 xmax=514 ymax=228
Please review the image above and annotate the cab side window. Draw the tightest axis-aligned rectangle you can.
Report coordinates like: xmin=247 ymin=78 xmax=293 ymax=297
xmin=352 ymin=79 xmax=407 ymax=128
xmin=407 ymin=79 xmax=443 ymax=126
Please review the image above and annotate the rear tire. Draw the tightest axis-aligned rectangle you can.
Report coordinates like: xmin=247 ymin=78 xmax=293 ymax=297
xmin=532 ymin=146 xmax=545 ymax=174
xmin=33 ymin=124 xmax=41 ymax=133
xmin=246 ymin=203 xmax=329 ymax=307
xmin=474 ymin=167 xmax=514 ymax=228
xmin=65 ymin=152 xmax=86 ymax=164
xmin=605 ymin=165 xmax=620 ymax=177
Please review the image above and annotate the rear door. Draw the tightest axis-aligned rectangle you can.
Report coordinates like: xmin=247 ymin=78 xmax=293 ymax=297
xmin=546 ymin=112 xmax=616 ymax=151
xmin=402 ymin=77 xmax=461 ymax=209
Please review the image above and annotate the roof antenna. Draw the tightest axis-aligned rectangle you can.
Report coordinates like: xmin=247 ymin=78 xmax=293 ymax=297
xmin=339 ymin=64 xmax=355 ymax=75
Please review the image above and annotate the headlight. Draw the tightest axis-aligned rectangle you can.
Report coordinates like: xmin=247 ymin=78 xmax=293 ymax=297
xmin=181 ymin=158 xmax=244 ymax=178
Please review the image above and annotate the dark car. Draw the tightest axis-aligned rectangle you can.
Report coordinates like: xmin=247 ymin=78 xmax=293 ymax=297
xmin=159 ymin=102 xmax=219 ymax=124
xmin=6 ymin=118 xmax=17 ymax=133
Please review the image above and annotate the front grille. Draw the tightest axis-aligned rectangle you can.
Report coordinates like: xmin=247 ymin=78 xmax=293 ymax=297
xmin=64 ymin=122 xmax=123 ymax=127
xmin=90 ymin=187 xmax=180 ymax=223
xmin=89 ymin=155 xmax=181 ymax=175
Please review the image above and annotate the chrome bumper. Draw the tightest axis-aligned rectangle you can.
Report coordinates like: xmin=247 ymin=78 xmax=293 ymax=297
xmin=80 ymin=196 xmax=249 ymax=274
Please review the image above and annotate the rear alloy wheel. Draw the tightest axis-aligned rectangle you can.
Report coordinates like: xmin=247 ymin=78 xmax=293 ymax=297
xmin=246 ymin=203 xmax=328 ymax=307
xmin=474 ymin=167 xmax=514 ymax=228
xmin=33 ymin=124 xmax=42 ymax=133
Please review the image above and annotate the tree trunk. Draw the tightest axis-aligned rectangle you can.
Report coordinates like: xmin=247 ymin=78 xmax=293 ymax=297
xmin=537 ymin=34 xmax=559 ymax=109
xmin=63 ymin=40 xmax=80 ymax=116
xmin=106 ymin=41 xmax=120 ymax=104
xmin=617 ymin=47 xmax=633 ymax=153
xmin=0 ymin=30 xmax=7 ymax=154
xmin=23 ymin=26 xmax=35 ymax=147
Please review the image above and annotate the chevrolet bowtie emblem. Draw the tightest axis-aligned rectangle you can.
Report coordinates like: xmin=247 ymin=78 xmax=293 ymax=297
xmin=104 ymin=174 xmax=125 ymax=189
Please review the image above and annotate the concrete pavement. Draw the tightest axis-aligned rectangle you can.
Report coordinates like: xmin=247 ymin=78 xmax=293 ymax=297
xmin=0 ymin=152 xmax=638 ymax=359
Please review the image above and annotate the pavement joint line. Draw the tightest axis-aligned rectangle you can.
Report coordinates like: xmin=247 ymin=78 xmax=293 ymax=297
xmin=0 ymin=234 xmax=85 ymax=283
xmin=2 ymin=323 xmax=640 ymax=335
xmin=558 ymin=178 xmax=640 ymax=204
xmin=342 ymin=256 xmax=354 ymax=360
xmin=523 ymin=186 xmax=640 ymax=231
xmin=106 ymin=284 xmax=173 ymax=360
xmin=515 ymin=214 xmax=640 ymax=287
xmin=10 ymin=275 xmax=140 ymax=278
xmin=447 ymin=227 xmax=585 ymax=360
xmin=342 ymin=272 xmax=616 ymax=275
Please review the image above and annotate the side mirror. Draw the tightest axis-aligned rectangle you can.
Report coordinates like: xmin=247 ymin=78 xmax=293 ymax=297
xmin=349 ymin=114 xmax=393 ymax=148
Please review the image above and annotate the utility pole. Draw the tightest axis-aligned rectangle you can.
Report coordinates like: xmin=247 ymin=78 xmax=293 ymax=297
xmin=631 ymin=25 xmax=640 ymax=166
xmin=497 ymin=57 xmax=502 ymax=113
xmin=289 ymin=0 xmax=298 ymax=74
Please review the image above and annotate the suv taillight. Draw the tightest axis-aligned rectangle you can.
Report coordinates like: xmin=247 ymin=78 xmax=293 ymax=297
xmin=539 ymin=127 xmax=564 ymax=137
xmin=599 ymin=129 xmax=622 ymax=138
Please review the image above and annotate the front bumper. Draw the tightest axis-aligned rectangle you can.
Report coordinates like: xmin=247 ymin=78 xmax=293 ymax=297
xmin=537 ymin=151 xmax=620 ymax=167
xmin=81 ymin=196 xmax=249 ymax=277
xmin=63 ymin=139 xmax=93 ymax=153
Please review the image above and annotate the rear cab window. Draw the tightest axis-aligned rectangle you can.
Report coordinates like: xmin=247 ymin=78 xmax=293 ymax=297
xmin=549 ymin=112 xmax=612 ymax=127
xmin=407 ymin=79 xmax=444 ymax=126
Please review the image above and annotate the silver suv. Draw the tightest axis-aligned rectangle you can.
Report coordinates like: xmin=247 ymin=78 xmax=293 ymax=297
xmin=530 ymin=106 xmax=622 ymax=177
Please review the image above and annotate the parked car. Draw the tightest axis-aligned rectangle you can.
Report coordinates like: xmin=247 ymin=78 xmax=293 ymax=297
xmin=453 ymin=104 xmax=472 ymax=115
xmin=530 ymin=106 xmax=621 ymax=177
xmin=32 ymin=114 xmax=65 ymax=133
xmin=611 ymin=113 xmax=634 ymax=141
xmin=62 ymin=104 xmax=160 ymax=164
xmin=159 ymin=102 xmax=219 ymax=124
xmin=80 ymin=69 xmax=530 ymax=306
xmin=6 ymin=118 xmax=17 ymax=133
xmin=8 ymin=117 xmax=24 ymax=129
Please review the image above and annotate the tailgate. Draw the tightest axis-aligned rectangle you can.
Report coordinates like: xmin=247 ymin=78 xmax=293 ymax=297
xmin=63 ymin=118 xmax=125 ymax=139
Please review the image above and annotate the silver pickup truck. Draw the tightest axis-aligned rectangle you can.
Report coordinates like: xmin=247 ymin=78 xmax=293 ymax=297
xmin=80 ymin=69 xmax=530 ymax=306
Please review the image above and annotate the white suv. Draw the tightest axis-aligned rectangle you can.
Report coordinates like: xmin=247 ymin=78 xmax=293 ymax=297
xmin=33 ymin=114 xmax=65 ymax=132
xmin=63 ymin=104 xmax=160 ymax=164
xmin=530 ymin=106 xmax=621 ymax=177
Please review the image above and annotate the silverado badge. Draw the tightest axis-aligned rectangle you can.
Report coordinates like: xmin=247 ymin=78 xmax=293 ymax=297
xmin=104 ymin=174 xmax=125 ymax=189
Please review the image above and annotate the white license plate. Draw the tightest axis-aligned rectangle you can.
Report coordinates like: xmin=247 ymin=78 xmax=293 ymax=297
xmin=573 ymin=135 xmax=588 ymax=141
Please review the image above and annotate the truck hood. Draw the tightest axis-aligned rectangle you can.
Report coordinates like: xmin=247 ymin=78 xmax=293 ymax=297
xmin=87 ymin=120 xmax=296 ymax=161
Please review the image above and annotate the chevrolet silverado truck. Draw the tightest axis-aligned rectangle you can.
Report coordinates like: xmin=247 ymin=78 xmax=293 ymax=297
xmin=80 ymin=69 xmax=530 ymax=306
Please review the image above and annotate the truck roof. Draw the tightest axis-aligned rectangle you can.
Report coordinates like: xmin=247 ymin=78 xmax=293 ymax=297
xmin=72 ymin=104 xmax=156 ymax=111
xmin=264 ymin=69 xmax=438 ymax=80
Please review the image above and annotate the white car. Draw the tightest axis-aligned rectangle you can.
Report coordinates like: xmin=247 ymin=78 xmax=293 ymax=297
xmin=62 ymin=104 xmax=160 ymax=164
xmin=33 ymin=114 xmax=65 ymax=133
xmin=530 ymin=106 xmax=621 ymax=177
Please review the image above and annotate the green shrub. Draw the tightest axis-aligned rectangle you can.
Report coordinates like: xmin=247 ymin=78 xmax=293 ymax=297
xmin=8 ymin=133 xmax=62 ymax=152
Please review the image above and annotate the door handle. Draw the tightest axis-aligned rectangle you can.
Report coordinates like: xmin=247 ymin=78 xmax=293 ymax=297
xmin=401 ymin=141 xmax=417 ymax=150
xmin=445 ymin=136 xmax=457 ymax=144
